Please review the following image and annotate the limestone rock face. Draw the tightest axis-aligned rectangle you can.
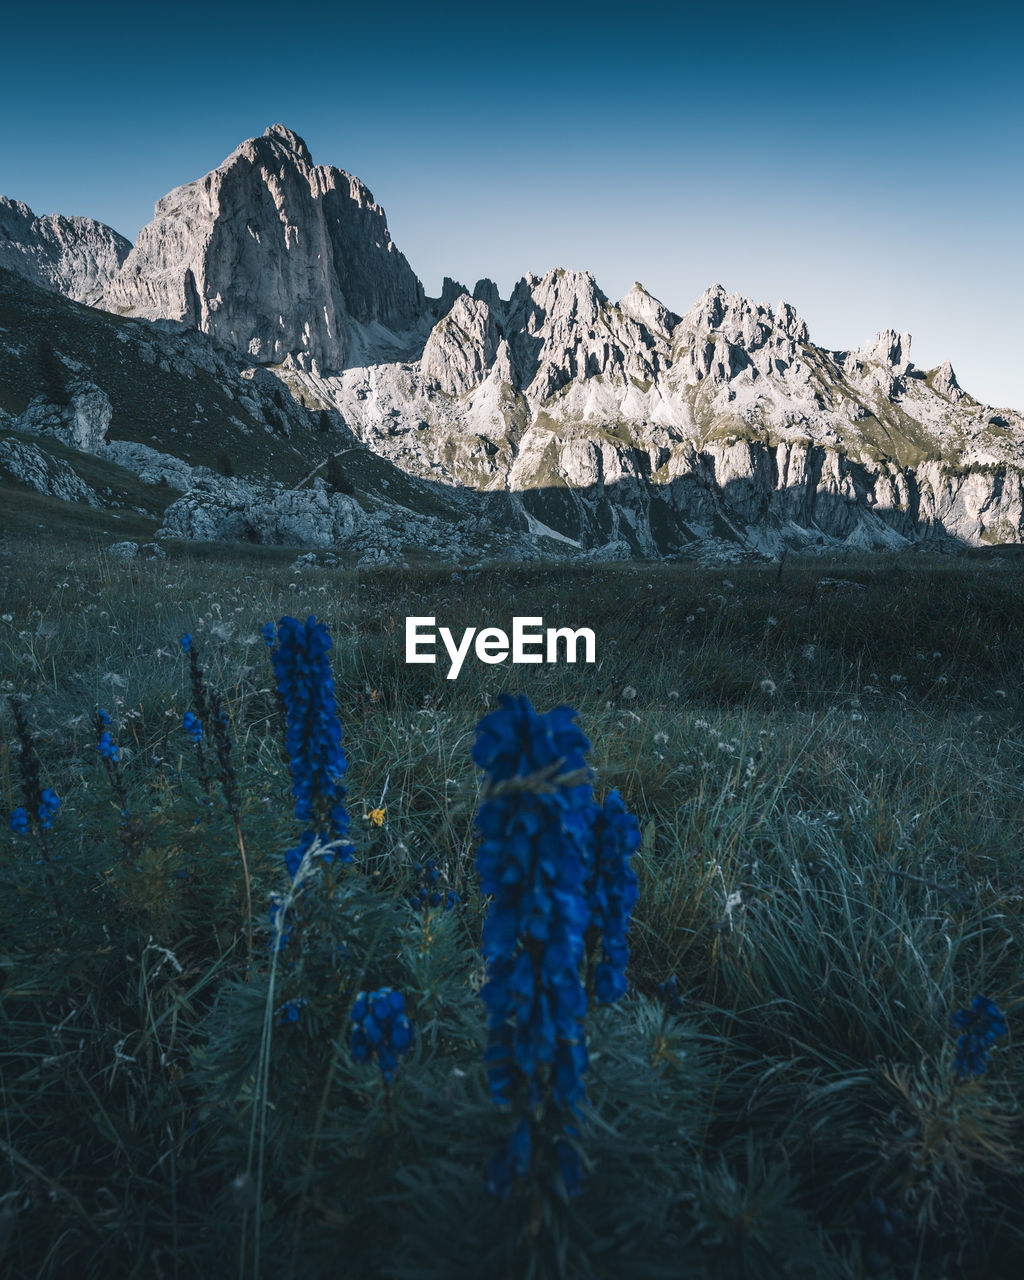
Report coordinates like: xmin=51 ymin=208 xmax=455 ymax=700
xmin=0 ymin=197 xmax=131 ymax=304
xmin=421 ymin=295 xmax=501 ymax=394
xmin=315 ymin=268 xmax=1024 ymax=558
xmin=503 ymin=269 xmax=671 ymax=400
xmin=100 ymin=124 xmax=425 ymax=371
xmin=472 ymin=278 xmax=503 ymax=316
xmin=14 ymin=381 xmax=113 ymax=452
xmin=433 ymin=277 xmax=468 ymax=319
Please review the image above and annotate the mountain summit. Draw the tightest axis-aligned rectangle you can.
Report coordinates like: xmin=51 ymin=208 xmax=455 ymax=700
xmin=98 ymin=125 xmax=425 ymax=371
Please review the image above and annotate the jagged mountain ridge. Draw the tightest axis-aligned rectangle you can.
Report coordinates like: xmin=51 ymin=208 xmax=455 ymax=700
xmin=1 ymin=124 xmax=1022 ymax=560
xmin=298 ymin=268 xmax=1024 ymax=555
xmin=0 ymin=197 xmax=131 ymax=305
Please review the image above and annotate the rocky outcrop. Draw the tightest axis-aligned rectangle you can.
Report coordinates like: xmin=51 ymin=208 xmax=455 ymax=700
xmin=100 ymin=124 xmax=425 ymax=372
xmin=14 ymin=381 xmax=113 ymax=452
xmin=0 ymin=435 xmax=101 ymax=505
xmin=472 ymin=278 xmax=503 ymax=316
xmin=501 ymin=268 xmax=672 ymax=401
xmin=157 ymin=476 xmax=363 ymax=546
xmin=432 ymin=277 xmax=468 ymax=319
xmin=154 ymin=474 xmax=545 ymax=564
xmin=931 ymin=359 xmax=963 ymax=402
xmin=0 ymin=197 xmax=131 ymax=304
xmin=421 ymin=295 xmax=503 ymax=395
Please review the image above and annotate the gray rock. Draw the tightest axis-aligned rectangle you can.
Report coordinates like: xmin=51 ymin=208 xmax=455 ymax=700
xmin=932 ymin=359 xmax=963 ymax=402
xmin=0 ymin=436 xmax=100 ymax=505
xmin=100 ymin=124 xmax=425 ymax=372
xmin=502 ymin=268 xmax=670 ymax=401
xmin=14 ymin=380 xmax=112 ymax=453
xmin=421 ymin=295 xmax=501 ymax=394
xmin=0 ymin=196 xmax=131 ymax=305
xmin=314 ymin=273 xmax=1024 ymax=558
xmin=99 ymin=440 xmax=194 ymax=489
xmin=618 ymin=282 xmax=679 ymax=335
xmin=472 ymin=278 xmax=503 ymax=316
xmin=108 ymin=541 xmax=140 ymax=558
xmin=434 ymin=277 xmax=468 ymax=319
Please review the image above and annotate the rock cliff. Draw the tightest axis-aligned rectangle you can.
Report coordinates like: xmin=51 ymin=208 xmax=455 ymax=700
xmin=99 ymin=125 xmax=425 ymax=372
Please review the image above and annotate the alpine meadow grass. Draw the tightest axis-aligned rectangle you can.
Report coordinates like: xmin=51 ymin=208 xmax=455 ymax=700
xmin=1 ymin=533 xmax=1022 ymax=1279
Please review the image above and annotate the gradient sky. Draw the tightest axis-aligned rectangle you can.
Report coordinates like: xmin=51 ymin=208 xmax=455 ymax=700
xmin=3 ymin=0 xmax=1022 ymax=407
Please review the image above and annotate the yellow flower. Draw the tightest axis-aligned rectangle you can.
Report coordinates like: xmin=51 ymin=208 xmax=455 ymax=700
xmin=368 ymin=807 xmax=387 ymax=828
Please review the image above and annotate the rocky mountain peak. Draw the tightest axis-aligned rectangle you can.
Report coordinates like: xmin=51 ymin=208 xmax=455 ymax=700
xmin=507 ymin=268 xmax=607 ymax=334
xmin=421 ymin=294 xmax=503 ymax=394
xmin=99 ymin=125 xmax=425 ymax=371
xmin=472 ymin=277 xmax=503 ymax=316
xmin=618 ymin=282 xmax=678 ymax=335
xmin=680 ymin=284 xmax=808 ymax=346
xmin=261 ymin=123 xmax=313 ymax=164
xmin=858 ymin=328 xmax=912 ymax=371
xmin=434 ymin=277 xmax=468 ymax=318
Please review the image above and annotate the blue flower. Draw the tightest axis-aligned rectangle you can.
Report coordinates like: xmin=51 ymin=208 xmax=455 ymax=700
xmin=484 ymin=1116 xmax=533 ymax=1197
xmin=183 ymin=711 xmax=203 ymax=744
xmin=37 ymin=789 xmax=60 ymax=830
xmin=407 ymin=858 xmax=459 ymax=912
xmin=179 ymin=634 xmax=192 ymax=653
xmin=953 ymin=994 xmax=1007 ymax=1079
xmin=585 ymin=789 xmax=640 ymax=1005
xmin=270 ymin=616 xmax=351 ymax=876
xmin=97 ymin=731 xmax=119 ymax=761
xmin=350 ymin=987 xmax=415 ymax=1083
xmin=655 ymin=974 xmax=683 ymax=1014
xmin=97 ymin=708 xmax=112 ymax=727
xmin=260 ymin=622 xmax=276 ymax=648
xmin=9 ymin=806 xmax=28 ymax=834
xmin=278 ymin=998 xmax=306 ymax=1025
xmin=473 ymin=694 xmax=594 ymax=1198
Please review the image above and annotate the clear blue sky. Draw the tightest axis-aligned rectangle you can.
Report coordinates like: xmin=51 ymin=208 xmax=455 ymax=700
xmin=3 ymin=0 xmax=1022 ymax=408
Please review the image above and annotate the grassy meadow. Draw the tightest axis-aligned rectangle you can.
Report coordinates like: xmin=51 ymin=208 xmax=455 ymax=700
xmin=1 ymin=529 xmax=1023 ymax=1278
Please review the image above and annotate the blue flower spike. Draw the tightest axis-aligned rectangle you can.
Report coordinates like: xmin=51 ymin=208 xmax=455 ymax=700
xmin=953 ymin=994 xmax=1008 ymax=1080
xmin=37 ymin=789 xmax=60 ymax=830
xmin=473 ymin=693 xmax=595 ymax=1200
xmin=349 ymin=986 xmax=414 ymax=1084
xmin=269 ymin=615 xmax=352 ymax=878
xmin=183 ymin=711 xmax=203 ymax=744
